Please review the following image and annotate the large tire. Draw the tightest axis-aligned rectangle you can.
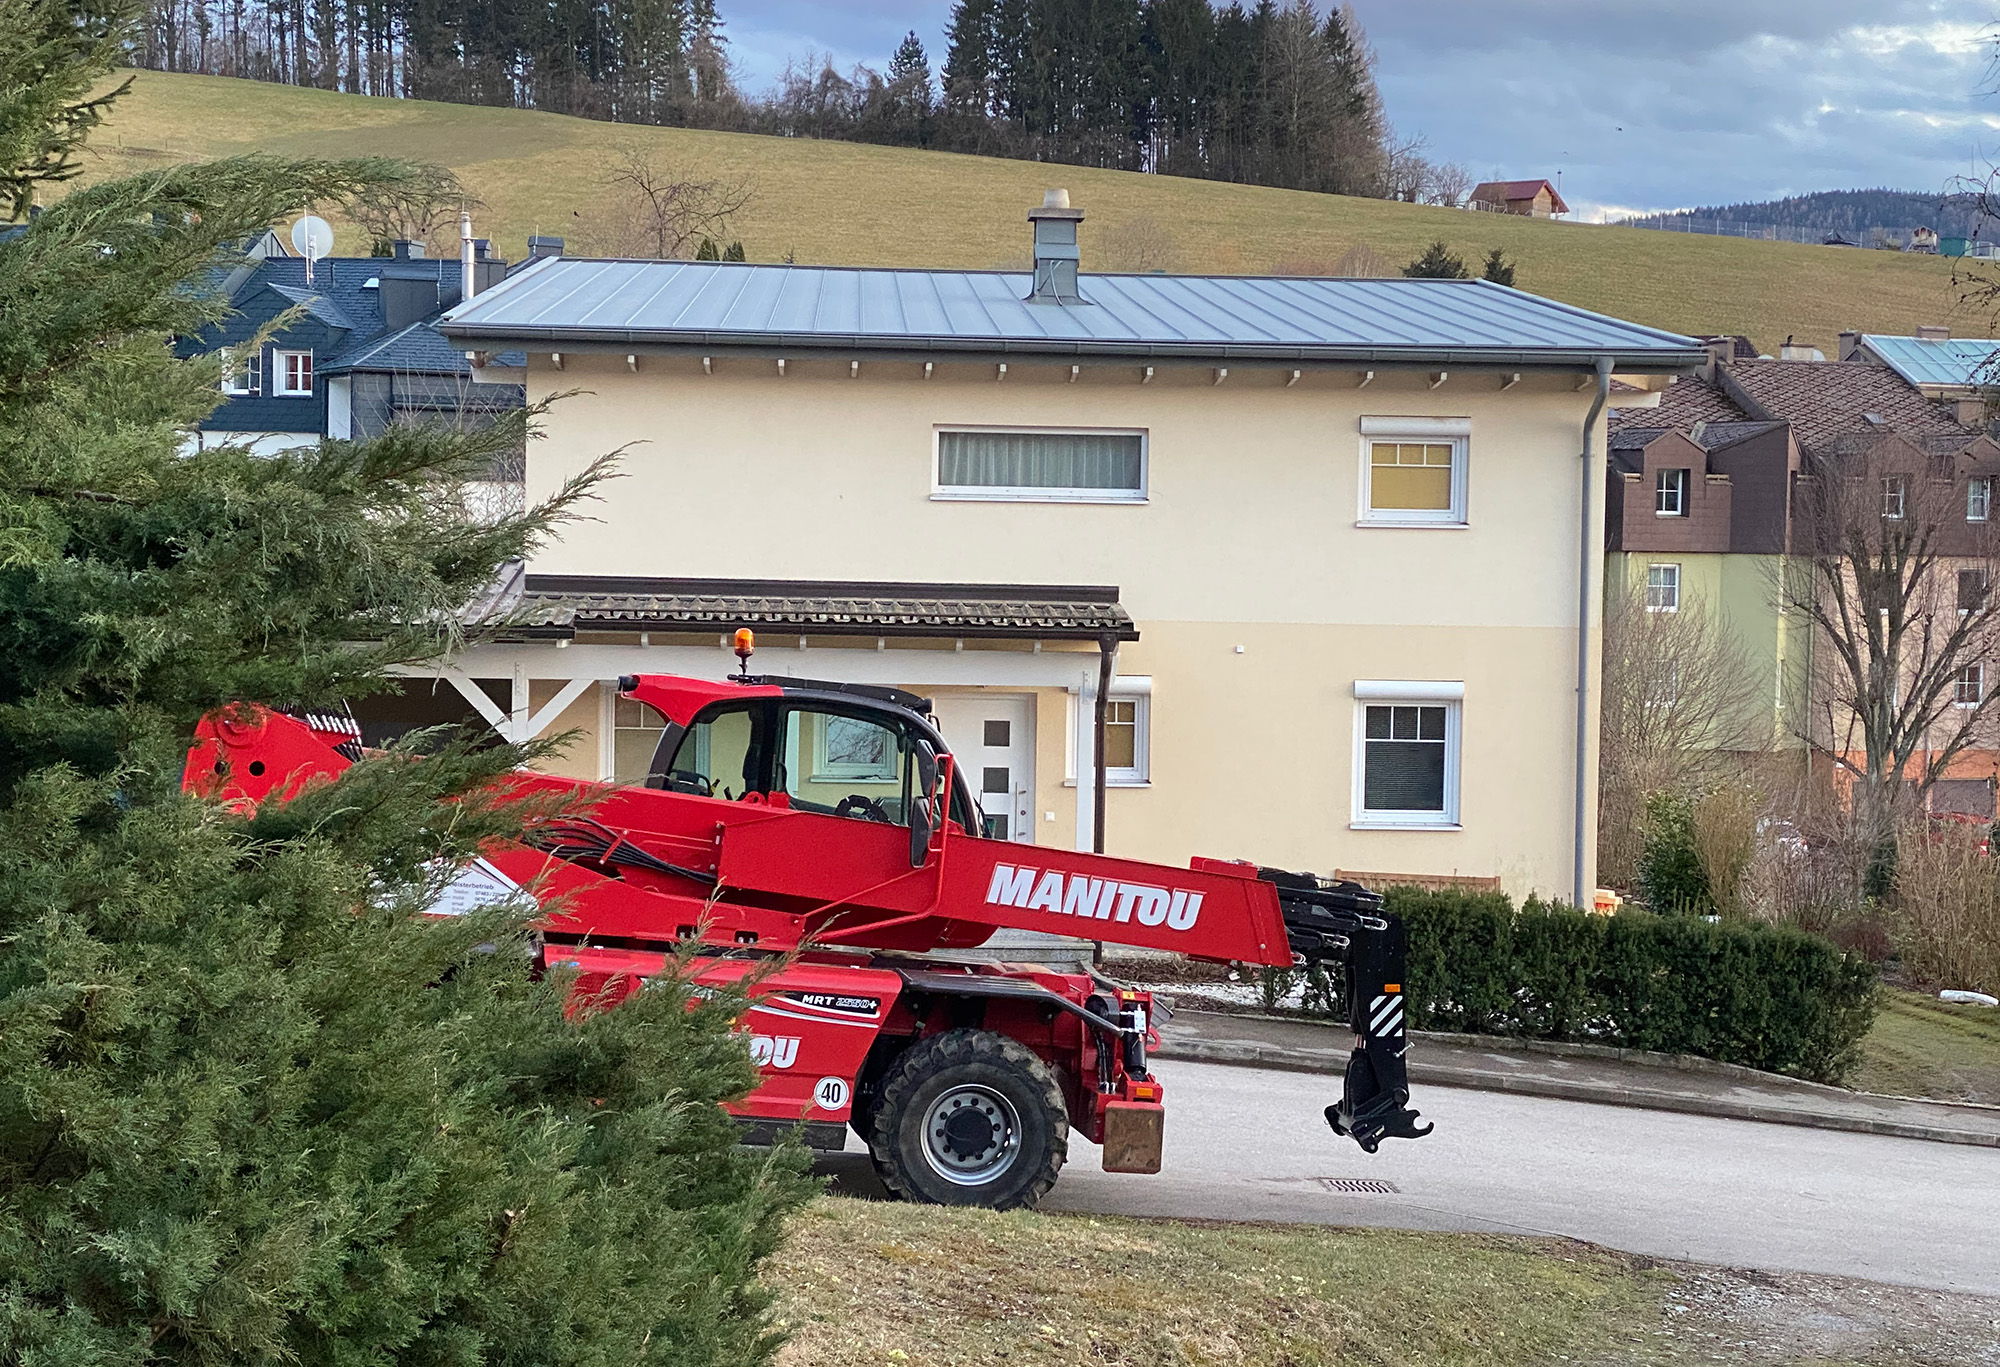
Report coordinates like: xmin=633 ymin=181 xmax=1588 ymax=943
xmin=866 ymin=1029 xmax=1068 ymax=1210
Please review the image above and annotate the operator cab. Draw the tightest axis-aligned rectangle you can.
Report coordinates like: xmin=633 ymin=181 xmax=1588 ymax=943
xmin=625 ymin=675 xmax=981 ymax=836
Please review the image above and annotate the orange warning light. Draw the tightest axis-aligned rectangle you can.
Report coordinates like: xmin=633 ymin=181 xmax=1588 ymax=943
xmin=733 ymin=628 xmax=755 ymax=661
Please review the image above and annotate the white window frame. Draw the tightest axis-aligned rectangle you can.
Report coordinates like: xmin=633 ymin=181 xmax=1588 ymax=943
xmin=1882 ymin=475 xmax=1907 ymax=521
xmin=932 ymin=424 xmax=1148 ymax=504
xmin=1654 ymin=467 xmax=1688 ymax=517
xmin=274 ymin=349 xmax=314 ymax=397
xmin=1064 ymin=677 xmax=1151 ymax=788
xmin=1357 ymin=415 xmax=1470 ymax=527
xmin=1646 ymin=562 xmax=1681 ymax=613
xmin=220 ymin=345 xmax=258 ymax=396
xmin=1971 ymin=476 xmax=1992 ymax=523
xmin=1955 ymin=663 xmax=1984 ymax=708
xmin=1351 ymin=681 xmax=1462 ymax=830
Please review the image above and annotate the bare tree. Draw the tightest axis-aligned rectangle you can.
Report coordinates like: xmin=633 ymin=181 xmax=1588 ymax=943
xmin=594 ymin=146 xmax=752 ymax=259
xmin=1100 ymin=216 xmax=1179 ymax=273
xmin=345 ymin=162 xmax=482 ymax=253
xmin=1786 ymin=433 xmax=2000 ymax=865
xmin=1426 ymin=162 xmax=1474 ymax=208
xmin=1598 ymin=581 xmax=1763 ymax=886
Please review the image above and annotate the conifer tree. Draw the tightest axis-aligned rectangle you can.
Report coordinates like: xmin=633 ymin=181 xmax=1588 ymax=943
xmin=1481 ymin=245 xmax=1516 ymax=286
xmin=0 ymin=5 xmax=808 ymax=1363
xmin=1401 ymin=239 xmax=1469 ymax=279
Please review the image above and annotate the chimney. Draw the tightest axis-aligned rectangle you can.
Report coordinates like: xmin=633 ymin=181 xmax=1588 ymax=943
xmin=460 ymin=209 xmax=476 ymax=302
xmin=1025 ymin=188 xmax=1087 ymax=305
xmin=1916 ymin=324 xmax=1951 ymax=342
xmin=527 ymin=235 xmax=564 ymax=260
xmin=1956 ymin=395 xmax=1987 ymax=426
xmin=1702 ymin=336 xmax=1732 ymax=382
xmin=1838 ymin=330 xmax=1862 ymax=362
xmin=391 ymin=239 xmax=426 ymax=260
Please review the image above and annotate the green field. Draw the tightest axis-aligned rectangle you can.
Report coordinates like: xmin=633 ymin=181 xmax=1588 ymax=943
xmin=71 ymin=70 xmax=1986 ymax=353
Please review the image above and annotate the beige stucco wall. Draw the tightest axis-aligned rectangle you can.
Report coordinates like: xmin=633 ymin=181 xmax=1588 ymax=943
xmin=493 ymin=354 xmax=1607 ymax=901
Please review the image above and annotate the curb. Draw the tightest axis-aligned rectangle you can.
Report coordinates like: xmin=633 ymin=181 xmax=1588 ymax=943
xmin=1152 ymin=1035 xmax=2000 ymax=1150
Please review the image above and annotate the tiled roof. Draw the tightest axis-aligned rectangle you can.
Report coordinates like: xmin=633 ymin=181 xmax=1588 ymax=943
xmin=441 ymin=259 xmax=1701 ymax=369
xmin=501 ymin=574 xmax=1138 ymax=641
xmin=1609 ymin=373 xmax=1751 ymax=434
xmin=1609 ymin=418 xmax=1781 ymax=454
xmin=1722 ymin=359 xmax=1973 ymax=453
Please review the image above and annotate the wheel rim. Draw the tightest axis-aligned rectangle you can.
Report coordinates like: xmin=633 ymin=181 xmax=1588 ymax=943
xmin=920 ymin=1084 xmax=1022 ymax=1186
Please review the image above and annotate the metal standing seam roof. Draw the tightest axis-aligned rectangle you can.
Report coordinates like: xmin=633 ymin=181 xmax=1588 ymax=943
xmin=506 ymin=574 xmax=1138 ymax=641
xmin=438 ymin=258 xmax=1705 ymax=369
xmin=1862 ymin=334 xmax=2000 ymax=390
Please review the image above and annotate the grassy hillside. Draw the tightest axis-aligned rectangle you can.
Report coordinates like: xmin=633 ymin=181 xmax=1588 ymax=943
xmin=73 ymin=70 xmax=1988 ymax=353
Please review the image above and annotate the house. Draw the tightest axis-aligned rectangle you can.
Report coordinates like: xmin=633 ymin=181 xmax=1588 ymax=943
xmin=419 ymin=192 xmax=1702 ymax=905
xmin=1470 ymin=179 xmax=1569 ymax=218
xmin=1844 ymin=327 xmax=2000 ymax=420
xmin=185 ymin=237 xmax=541 ymax=456
xmin=1608 ymin=341 xmax=2000 ymax=814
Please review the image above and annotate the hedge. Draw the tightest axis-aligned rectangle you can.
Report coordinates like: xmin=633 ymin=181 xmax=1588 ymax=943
xmin=1317 ymin=889 xmax=1877 ymax=1083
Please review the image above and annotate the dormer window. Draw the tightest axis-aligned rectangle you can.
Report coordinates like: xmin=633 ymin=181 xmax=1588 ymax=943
xmin=220 ymin=345 xmax=259 ymax=395
xmin=1882 ymin=476 xmax=1907 ymax=520
xmin=275 ymin=350 xmax=314 ymax=397
xmin=1654 ymin=467 xmax=1689 ymax=517
xmin=1971 ymin=476 xmax=1992 ymax=523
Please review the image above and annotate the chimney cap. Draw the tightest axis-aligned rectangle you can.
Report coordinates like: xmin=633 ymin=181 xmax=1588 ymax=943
xmin=1916 ymin=324 xmax=1952 ymax=341
xmin=1028 ymin=187 xmax=1084 ymax=223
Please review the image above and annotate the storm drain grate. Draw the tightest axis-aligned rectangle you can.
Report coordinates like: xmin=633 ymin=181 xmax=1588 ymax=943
xmin=1315 ymin=1177 xmax=1400 ymax=1194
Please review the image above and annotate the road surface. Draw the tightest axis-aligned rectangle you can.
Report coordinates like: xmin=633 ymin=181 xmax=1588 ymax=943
xmin=821 ymin=1058 xmax=2000 ymax=1297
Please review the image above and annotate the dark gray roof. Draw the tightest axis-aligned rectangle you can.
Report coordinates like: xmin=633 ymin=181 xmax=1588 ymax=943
xmin=440 ymin=258 xmax=1706 ymax=370
xmin=1609 ymin=419 xmax=1783 ymax=452
xmin=505 ymin=574 xmax=1137 ymax=641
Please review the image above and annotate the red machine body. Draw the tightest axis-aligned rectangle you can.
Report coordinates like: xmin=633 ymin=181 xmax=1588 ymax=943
xmin=184 ymin=668 xmax=1427 ymax=1208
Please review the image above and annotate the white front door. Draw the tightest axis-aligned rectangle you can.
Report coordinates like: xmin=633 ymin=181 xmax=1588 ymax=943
xmin=930 ymin=693 xmax=1035 ymax=844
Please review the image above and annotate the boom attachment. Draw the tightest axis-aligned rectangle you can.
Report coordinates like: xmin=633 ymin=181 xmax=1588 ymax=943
xmin=1259 ymin=868 xmax=1434 ymax=1153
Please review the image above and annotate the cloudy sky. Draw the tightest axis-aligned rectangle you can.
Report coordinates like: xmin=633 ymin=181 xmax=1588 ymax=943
xmin=721 ymin=0 xmax=2000 ymax=220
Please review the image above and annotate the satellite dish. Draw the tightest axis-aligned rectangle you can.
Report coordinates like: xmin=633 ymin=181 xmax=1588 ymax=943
xmin=290 ymin=214 xmax=334 ymax=260
xmin=291 ymin=214 xmax=335 ymax=283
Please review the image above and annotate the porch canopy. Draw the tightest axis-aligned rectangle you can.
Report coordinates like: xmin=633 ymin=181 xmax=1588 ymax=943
xmin=490 ymin=572 xmax=1139 ymax=643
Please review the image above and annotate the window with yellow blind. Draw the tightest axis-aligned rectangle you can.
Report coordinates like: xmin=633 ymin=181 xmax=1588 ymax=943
xmin=1358 ymin=416 xmax=1469 ymax=525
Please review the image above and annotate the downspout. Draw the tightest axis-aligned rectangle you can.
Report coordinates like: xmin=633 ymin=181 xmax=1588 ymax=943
xmin=1574 ymin=357 xmax=1613 ymax=909
xmin=1094 ymin=633 xmax=1117 ymax=854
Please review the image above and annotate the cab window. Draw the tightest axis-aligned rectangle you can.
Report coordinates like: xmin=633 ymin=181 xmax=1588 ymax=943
xmin=660 ymin=702 xmax=772 ymax=799
xmin=779 ymin=705 xmax=917 ymax=824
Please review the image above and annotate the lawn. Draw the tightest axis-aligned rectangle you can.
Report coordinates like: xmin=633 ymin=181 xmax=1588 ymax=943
xmin=1851 ymin=988 xmax=2000 ymax=1103
xmin=769 ymin=1197 xmax=1672 ymax=1367
xmin=70 ymin=70 xmax=1986 ymax=355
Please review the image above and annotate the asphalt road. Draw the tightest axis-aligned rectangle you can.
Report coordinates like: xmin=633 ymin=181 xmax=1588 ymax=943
xmin=822 ymin=1059 xmax=2000 ymax=1297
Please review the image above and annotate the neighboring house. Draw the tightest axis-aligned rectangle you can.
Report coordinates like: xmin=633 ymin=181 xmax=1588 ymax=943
xmin=1609 ymin=340 xmax=2000 ymax=814
xmin=1846 ymin=327 xmax=2000 ymax=421
xmin=185 ymin=238 xmax=536 ymax=456
xmin=418 ymin=193 xmax=1701 ymax=905
xmin=1470 ymin=179 xmax=1569 ymax=218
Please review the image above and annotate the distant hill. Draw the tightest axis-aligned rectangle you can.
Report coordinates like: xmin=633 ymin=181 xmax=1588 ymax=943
xmin=1621 ymin=189 xmax=1988 ymax=240
xmin=62 ymin=71 xmax=1985 ymax=354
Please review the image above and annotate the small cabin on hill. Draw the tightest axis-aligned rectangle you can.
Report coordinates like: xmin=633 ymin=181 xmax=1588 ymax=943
xmin=1471 ymin=179 xmax=1569 ymax=218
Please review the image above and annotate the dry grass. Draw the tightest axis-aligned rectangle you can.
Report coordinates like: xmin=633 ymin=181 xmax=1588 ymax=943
xmin=69 ymin=70 xmax=1982 ymax=353
xmin=1891 ymin=825 xmax=2000 ymax=993
xmin=768 ymin=1197 xmax=1672 ymax=1367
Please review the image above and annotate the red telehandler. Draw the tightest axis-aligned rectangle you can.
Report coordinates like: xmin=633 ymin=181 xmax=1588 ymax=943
xmin=184 ymin=645 xmax=1431 ymax=1209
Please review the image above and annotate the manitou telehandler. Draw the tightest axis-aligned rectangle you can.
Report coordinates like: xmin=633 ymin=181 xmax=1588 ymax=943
xmin=184 ymin=644 xmax=1431 ymax=1210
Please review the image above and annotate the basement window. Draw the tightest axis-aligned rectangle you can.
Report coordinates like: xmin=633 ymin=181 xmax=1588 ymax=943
xmin=934 ymin=427 xmax=1146 ymax=502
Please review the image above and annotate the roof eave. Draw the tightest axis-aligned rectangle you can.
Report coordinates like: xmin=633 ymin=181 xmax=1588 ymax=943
xmin=435 ymin=324 xmax=1706 ymax=373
